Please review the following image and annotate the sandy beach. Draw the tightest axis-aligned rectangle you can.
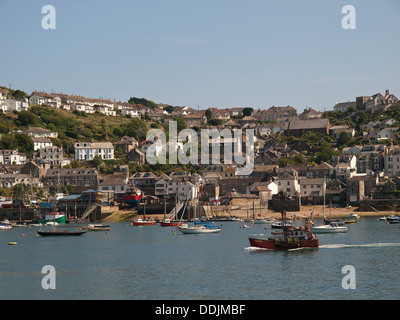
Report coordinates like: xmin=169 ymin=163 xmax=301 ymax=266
xmin=103 ymin=205 xmax=395 ymax=222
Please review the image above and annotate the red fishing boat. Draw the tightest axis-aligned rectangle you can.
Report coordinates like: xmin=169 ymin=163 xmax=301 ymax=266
xmin=160 ymin=218 xmax=184 ymax=227
xmin=124 ymin=188 xmax=142 ymax=208
xmin=248 ymin=211 xmax=318 ymax=250
xmin=131 ymin=218 xmax=156 ymax=226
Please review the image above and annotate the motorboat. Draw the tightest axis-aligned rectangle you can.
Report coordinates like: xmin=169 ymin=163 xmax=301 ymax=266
xmin=386 ymin=215 xmax=400 ymax=224
xmin=311 ymin=222 xmax=348 ymax=233
xmin=253 ymin=217 xmax=276 ymax=224
xmin=84 ymin=224 xmax=110 ymax=231
xmin=178 ymin=223 xmax=221 ymax=234
xmin=271 ymin=220 xmax=293 ymax=229
xmin=160 ymin=218 xmax=184 ymax=227
xmin=249 ymin=212 xmax=318 ymax=250
xmin=131 ymin=218 xmax=156 ymax=226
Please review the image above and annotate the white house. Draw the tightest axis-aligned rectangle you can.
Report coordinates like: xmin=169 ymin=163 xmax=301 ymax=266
xmin=94 ymin=105 xmax=116 ymax=116
xmin=155 ymin=178 xmax=170 ymax=197
xmin=177 ymin=181 xmax=197 ymax=201
xmin=331 ymin=154 xmax=357 ymax=179
xmin=0 ymin=88 xmax=9 ymax=100
xmin=97 ymin=178 xmax=128 ymax=195
xmin=29 ymin=92 xmax=61 ymax=108
xmin=0 ymin=150 xmax=27 ymax=165
xmin=74 ymin=141 xmax=115 ymax=161
xmin=1 ymin=99 xmax=29 ymax=113
xmin=73 ymin=103 xmax=95 ymax=114
xmin=23 ymin=127 xmax=58 ymax=139
xmin=121 ymin=107 xmax=140 ymax=118
xmin=32 ymin=137 xmax=53 ymax=151
xmin=164 ymin=179 xmax=197 ymax=201
xmin=275 ymin=171 xmax=300 ymax=197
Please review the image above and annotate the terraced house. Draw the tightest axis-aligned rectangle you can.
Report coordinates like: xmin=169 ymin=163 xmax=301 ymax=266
xmin=44 ymin=168 xmax=98 ymax=190
xmin=74 ymin=141 xmax=114 ymax=161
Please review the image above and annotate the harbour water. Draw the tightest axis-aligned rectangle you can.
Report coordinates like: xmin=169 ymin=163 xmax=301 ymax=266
xmin=1 ymin=217 xmax=400 ymax=300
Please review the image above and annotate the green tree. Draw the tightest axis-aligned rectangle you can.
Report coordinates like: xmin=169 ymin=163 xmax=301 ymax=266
xmin=337 ymin=131 xmax=351 ymax=147
xmin=293 ymin=153 xmax=306 ymax=164
xmin=12 ymin=90 xmax=28 ymax=100
xmin=14 ymin=134 xmax=34 ymax=152
xmin=242 ymin=107 xmax=254 ymax=116
xmin=17 ymin=111 xmax=37 ymax=126
xmin=164 ymin=105 xmax=174 ymax=114
xmin=128 ymin=97 xmax=158 ymax=109
xmin=0 ymin=134 xmax=17 ymax=150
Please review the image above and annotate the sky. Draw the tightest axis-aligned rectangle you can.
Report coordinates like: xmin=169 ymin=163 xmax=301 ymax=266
xmin=0 ymin=0 xmax=399 ymax=112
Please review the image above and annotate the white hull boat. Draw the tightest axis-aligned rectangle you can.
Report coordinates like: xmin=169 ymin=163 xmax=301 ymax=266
xmin=178 ymin=224 xmax=221 ymax=234
xmin=311 ymin=223 xmax=348 ymax=233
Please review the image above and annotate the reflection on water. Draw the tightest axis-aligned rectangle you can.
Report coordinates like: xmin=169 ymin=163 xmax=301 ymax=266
xmin=1 ymin=217 xmax=400 ymax=299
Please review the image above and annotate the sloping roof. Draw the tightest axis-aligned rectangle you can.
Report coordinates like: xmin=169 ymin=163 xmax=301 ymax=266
xmin=312 ymin=161 xmax=333 ymax=170
xmin=287 ymin=118 xmax=329 ymax=130
xmin=220 ymin=190 xmax=259 ymax=199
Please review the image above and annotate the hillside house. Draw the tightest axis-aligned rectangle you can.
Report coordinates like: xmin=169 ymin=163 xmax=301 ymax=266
xmin=284 ymin=119 xmax=330 ymax=137
xmin=74 ymin=141 xmax=114 ymax=161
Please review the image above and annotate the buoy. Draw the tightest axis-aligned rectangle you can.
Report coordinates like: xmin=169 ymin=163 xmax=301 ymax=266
xmin=173 ymin=233 xmax=176 ymax=235
xmin=8 ymin=242 xmax=17 ymax=245
xmin=21 ymin=234 xmax=26 ymax=237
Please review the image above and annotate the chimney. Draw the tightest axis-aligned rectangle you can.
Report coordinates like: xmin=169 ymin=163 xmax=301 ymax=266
xmin=386 ymin=89 xmax=389 ymax=96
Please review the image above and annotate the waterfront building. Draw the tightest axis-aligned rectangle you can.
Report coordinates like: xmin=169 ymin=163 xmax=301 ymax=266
xmin=44 ymin=168 xmax=98 ymax=191
xmin=0 ymin=173 xmax=42 ymax=188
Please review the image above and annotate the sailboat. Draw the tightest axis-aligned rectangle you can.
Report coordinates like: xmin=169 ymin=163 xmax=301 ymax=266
xmin=160 ymin=196 xmax=184 ymax=227
xmin=37 ymin=168 xmax=87 ymax=237
xmin=178 ymin=200 xmax=221 ymax=234
xmin=311 ymin=177 xmax=347 ymax=234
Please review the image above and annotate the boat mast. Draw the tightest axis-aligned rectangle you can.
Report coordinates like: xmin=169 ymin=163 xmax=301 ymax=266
xmin=163 ymin=193 xmax=166 ymax=220
xmin=53 ymin=167 xmax=59 ymax=232
xmin=323 ymin=176 xmax=326 ymax=221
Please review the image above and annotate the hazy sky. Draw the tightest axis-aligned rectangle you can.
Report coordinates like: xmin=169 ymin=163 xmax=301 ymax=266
xmin=0 ymin=0 xmax=399 ymax=111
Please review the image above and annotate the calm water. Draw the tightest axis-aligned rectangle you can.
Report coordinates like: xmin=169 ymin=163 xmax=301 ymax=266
xmin=1 ymin=217 xmax=400 ymax=300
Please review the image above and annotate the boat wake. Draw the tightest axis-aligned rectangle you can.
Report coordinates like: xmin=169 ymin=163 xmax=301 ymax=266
xmin=245 ymin=243 xmax=400 ymax=251
xmin=320 ymin=243 xmax=400 ymax=249
xmin=244 ymin=246 xmax=272 ymax=251
xmin=244 ymin=246 xmax=314 ymax=252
